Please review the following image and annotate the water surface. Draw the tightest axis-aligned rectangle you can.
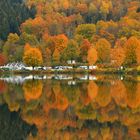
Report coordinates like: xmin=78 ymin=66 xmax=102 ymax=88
xmin=0 ymin=74 xmax=140 ymax=140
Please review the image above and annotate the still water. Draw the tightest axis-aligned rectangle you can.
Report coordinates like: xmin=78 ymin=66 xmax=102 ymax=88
xmin=0 ymin=74 xmax=140 ymax=140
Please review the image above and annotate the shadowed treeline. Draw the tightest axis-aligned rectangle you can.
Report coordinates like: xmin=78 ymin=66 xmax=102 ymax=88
xmin=0 ymin=104 xmax=37 ymax=140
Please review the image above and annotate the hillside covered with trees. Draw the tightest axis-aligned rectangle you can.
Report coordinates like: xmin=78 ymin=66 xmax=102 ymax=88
xmin=0 ymin=0 xmax=36 ymax=40
xmin=0 ymin=0 xmax=140 ymax=68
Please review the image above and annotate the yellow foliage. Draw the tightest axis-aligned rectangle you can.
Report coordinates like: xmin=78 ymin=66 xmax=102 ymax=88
xmin=23 ymin=45 xmax=43 ymax=67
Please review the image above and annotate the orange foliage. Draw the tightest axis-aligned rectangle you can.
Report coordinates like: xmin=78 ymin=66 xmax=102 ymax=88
xmin=55 ymin=34 xmax=68 ymax=53
xmin=110 ymin=48 xmax=125 ymax=67
xmin=76 ymin=3 xmax=88 ymax=14
xmin=87 ymin=47 xmax=98 ymax=65
xmin=21 ymin=16 xmax=46 ymax=39
xmin=44 ymin=84 xmax=69 ymax=111
xmin=24 ymin=43 xmax=31 ymax=51
xmin=62 ymin=0 xmax=70 ymax=10
xmin=52 ymin=84 xmax=69 ymax=111
xmin=42 ymin=33 xmax=49 ymax=41
xmin=55 ymin=95 xmax=69 ymax=111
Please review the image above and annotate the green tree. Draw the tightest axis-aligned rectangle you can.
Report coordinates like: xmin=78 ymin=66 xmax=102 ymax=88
xmin=61 ymin=40 xmax=79 ymax=63
xmin=75 ymin=24 xmax=96 ymax=40
xmin=19 ymin=32 xmax=38 ymax=45
xmin=52 ymin=49 xmax=60 ymax=65
xmin=3 ymin=33 xmax=22 ymax=62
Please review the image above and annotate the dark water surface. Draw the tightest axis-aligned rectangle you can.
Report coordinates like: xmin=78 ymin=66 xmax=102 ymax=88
xmin=0 ymin=74 xmax=140 ymax=140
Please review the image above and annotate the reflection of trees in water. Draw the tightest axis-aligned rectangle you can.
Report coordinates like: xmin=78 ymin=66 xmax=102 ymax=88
xmin=0 ymin=104 xmax=37 ymax=140
xmin=1 ymin=77 xmax=140 ymax=139
xmin=111 ymin=80 xmax=127 ymax=108
xmin=23 ymin=80 xmax=43 ymax=102
xmin=1 ymin=83 xmax=24 ymax=112
xmin=95 ymin=81 xmax=111 ymax=107
xmin=61 ymin=81 xmax=80 ymax=105
xmin=123 ymin=80 xmax=140 ymax=108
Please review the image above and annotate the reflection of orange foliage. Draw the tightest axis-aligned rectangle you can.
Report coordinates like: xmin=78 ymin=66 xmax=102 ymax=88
xmin=53 ymin=84 xmax=69 ymax=111
xmin=95 ymin=83 xmax=111 ymax=107
xmin=83 ymin=95 xmax=91 ymax=105
xmin=87 ymin=81 xmax=98 ymax=101
xmin=111 ymin=80 xmax=127 ymax=107
xmin=55 ymin=94 xmax=69 ymax=111
xmin=126 ymin=83 xmax=140 ymax=109
xmin=101 ymin=126 xmax=113 ymax=140
xmin=44 ymin=84 xmax=69 ymax=111
xmin=63 ymin=132 xmax=71 ymax=140
xmin=78 ymin=129 xmax=89 ymax=139
xmin=23 ymin=80 xmax=43 ymax=102
xmin=121 ymin=112 xmax=140 ymax=126
xmin=98 ymin=103 xmax=118 ymax=123
xmin=0 ymin=81 xmax=6 ymax=94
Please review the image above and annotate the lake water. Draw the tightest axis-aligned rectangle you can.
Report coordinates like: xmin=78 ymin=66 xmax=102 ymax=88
xmin=0 ymin=74 xmax=140 ymax=140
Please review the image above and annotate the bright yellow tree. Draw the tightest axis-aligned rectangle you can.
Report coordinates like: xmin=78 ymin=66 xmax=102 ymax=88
xmin=23 ymin=44 xmax=43 ymax=69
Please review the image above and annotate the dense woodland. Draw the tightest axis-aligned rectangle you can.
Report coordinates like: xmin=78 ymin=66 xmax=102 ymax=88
xmin=0 ymin=0 xmax=140 ymax=68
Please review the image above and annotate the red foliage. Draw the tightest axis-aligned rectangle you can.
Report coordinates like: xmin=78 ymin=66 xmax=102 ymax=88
xmin=0 ymin=53 xmax=7 ymax=66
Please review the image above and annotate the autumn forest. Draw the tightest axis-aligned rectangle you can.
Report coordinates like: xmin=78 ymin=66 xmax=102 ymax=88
xmin=0 ymin=0 xmax=140 ymax=68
